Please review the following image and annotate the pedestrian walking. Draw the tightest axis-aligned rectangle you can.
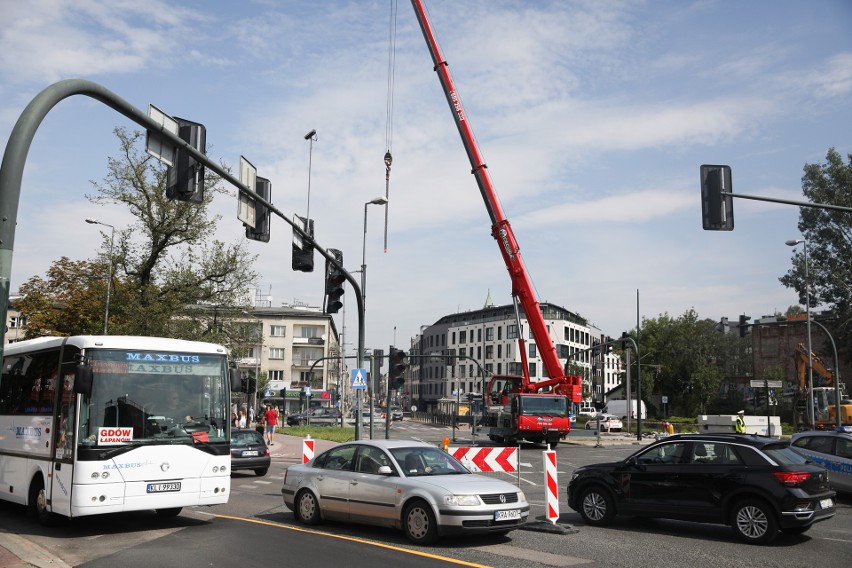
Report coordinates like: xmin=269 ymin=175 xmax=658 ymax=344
xmin=263 ymin=405 xmax=279 ymax=445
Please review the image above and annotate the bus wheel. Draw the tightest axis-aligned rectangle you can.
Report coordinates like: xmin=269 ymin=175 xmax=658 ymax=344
xmin=28 ymin=477 xmax=62 ymax=527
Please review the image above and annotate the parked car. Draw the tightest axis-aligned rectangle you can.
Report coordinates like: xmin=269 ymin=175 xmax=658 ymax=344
xmin=287 ymin=407 xmax=342 ymax=427
xmin=567 ymin=433 xmax=836 ymax=544
xmin=282 ymin=439 xmax=528 ymax=544
xmin=230 ymin=428 xmax=270 ymax=476
xmin=361 ymin=409 xmax=384 ymax=425
xmin=578 ymin=406 xmax=597 ymax=417
xmin=791 ymin=427 xmax=852 ymax=493
xmin=584 ymin=414 xmax=623 ymax=432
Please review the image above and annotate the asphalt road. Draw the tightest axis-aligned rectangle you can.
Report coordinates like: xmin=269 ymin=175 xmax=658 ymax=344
xmin=1 ymin=421 xmax=850 ymax=567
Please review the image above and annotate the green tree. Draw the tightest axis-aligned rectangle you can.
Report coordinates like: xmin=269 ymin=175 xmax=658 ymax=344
xmin=628 ymin=309 xmax=750 ymax=417
xmin=18 ymin=257 xmax=112 ymax=337
xmin=780 ymin=147 xmax=852 ymax=358
xmin=19 ymin=128 xmax=258 ymax=343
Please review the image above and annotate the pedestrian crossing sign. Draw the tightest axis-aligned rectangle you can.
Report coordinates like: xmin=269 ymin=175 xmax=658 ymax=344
xmin=351 ymin=369 xmax=368 ymax=390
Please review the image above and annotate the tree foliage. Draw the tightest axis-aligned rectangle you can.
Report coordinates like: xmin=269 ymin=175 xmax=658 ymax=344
xmin=625 ymin=309 xmax=751 ymax=416
xmin=19 ymin=127 xmax=258 ymax=343
xmin=779 ymin=147 xmax=852 ymax=358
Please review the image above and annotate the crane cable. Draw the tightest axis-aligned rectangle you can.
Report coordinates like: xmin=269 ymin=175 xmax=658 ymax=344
xmin=383 ymin=0 xmax=398 ymax=253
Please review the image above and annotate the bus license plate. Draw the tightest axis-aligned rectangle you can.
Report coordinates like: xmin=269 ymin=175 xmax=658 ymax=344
xmin=242 ymin=450 xmax=259 ymax=457
xmin=494 ymin=509 xmax=521 ymax=521
xmin=147 ymin=482 xmax=181 ymax=493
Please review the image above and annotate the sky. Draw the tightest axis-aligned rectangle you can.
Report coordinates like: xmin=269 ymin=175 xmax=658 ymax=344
xmin=1 ymin=0 xmax=851 ymax=357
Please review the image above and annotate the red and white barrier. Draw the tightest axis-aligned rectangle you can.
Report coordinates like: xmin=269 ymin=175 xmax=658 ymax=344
xmin=448 ymin=446 xmax=517 ymax=473
xmin=302 ymin=437 xmax=315 ymax=464
xmin=543 ymin=448 xmax=559 ymax=524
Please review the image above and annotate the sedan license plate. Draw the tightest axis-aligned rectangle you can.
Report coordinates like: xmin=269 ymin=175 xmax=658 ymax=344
xmin=494 ymin=509 xmax=521 ymax=521
xmin=820 ymin=498 xmax=834 ymax=509
xmin=242 ymin=450 xmax=259 ymax=457
xmin=147 ymin=482 xmax=181 ymax=493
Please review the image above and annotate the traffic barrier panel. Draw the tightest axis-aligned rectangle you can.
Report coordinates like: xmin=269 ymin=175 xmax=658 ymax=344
xmin=302 ymin=436 xmax=315 ymax=463
xmin=544 ymin=448 xmax=559 ymax=524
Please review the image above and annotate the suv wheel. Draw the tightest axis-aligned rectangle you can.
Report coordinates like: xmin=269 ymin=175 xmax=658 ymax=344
xmin=731 ymin=499 xmax=778 ymax=544
xmin=578 ymin=485 xmax=615 ymax=526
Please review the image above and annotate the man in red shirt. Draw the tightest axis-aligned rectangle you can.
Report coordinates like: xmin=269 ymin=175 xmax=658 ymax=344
xmin=263 ymin=405 xmax=279 ymax=445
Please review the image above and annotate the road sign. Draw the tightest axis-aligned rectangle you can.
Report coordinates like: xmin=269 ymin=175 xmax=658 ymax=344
xmin=351 ymin=369 xmax=368 ymax=390
xmin=304 ymin=386 xmax=312 ymax=397
xmin=237 ymin=156 xmax=257 ymax=228
xmin=145 ymin=104 xmax=178 ymax=167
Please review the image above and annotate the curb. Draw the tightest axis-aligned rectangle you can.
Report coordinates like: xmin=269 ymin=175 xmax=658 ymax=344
xmin=0 ymin=530 xmax=72 ymax=568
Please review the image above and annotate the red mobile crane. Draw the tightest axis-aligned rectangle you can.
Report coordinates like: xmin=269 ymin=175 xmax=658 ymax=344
xmin=411 ymin=0 xmax=583 ymax=446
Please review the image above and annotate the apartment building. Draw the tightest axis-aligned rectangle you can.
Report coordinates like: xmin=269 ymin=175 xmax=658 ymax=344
xmin=408 ymin=297 xmax=620 ymax=412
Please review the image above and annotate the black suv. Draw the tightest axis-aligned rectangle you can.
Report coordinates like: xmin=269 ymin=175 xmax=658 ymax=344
xmin=567 ymin=434 xmax=836 ymax=544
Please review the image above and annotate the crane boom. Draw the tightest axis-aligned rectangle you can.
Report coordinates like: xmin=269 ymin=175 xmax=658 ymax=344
xmin=411 ymin=0 xmax=581 ymax=402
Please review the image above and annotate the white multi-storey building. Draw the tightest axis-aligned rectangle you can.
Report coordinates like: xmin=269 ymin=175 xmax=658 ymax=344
xmin=232 ymin=300 xmax=341 ymax=416
xmin=408 ymin=297 xmax=620 ymax=412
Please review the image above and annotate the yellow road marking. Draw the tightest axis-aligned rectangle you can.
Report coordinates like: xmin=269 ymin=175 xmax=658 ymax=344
xmin=214 ymin=514 xmax=493 ymax=567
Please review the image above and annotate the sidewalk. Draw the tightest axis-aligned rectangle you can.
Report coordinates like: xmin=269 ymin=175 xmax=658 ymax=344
xmin=0 ymin=530 xmax=71 ymax=568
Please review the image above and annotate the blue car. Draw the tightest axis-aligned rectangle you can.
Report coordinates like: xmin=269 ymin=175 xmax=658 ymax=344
xmin=791 ymin=426 xmax=852 ymax=494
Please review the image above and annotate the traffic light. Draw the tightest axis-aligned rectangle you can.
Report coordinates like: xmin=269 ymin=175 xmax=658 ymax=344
xmin=292 ymin=215 xmax=315 ymax=272
xmin=166 ymin=117 xmax=206 ymax=203
xmin=247 ymin=376 xmax=257 ymax=394
xmin=389 ymin=346 xmax=407 ymax=390
xmin=245 ymin=176 xmax=271 ymax=242
xmin=446 ymin=348 xmax=456 ymax=366
xmin=279 ymin=386 xmax=286 ymax=398
xmin=604 ymin=336 xmax=614 ymax=354
xmin=739 ymin=314 xmax=751 ymax=338
xmin=324 ymin=248 xmax=345 ymax=313
xmin=700 ymin=164 xmax=734 ymax=231
xmin=373 ymin=348 xmax=384 ymax=369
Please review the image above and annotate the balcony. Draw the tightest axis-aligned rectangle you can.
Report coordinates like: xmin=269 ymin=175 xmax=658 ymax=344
xmin=293 ymin=336 xmax=325 ymax=345
xmin=292 ymin=359 xmax=324 ymax=369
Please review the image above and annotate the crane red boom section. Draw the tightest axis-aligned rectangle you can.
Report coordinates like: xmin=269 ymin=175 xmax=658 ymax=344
xmin=412 ymin=0 xmax=581 ymax=402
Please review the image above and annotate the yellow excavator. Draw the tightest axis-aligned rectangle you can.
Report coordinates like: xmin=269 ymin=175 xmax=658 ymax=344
xmin=793 ymin=343 xmax=852 ymax=430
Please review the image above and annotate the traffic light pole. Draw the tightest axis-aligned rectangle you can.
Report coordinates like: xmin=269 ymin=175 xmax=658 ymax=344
xmin=0 ymin=80 xmax=367 ymax=440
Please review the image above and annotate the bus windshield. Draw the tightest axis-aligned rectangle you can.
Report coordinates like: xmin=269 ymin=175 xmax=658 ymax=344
xmin=78 ymin=349 xmax=230 ymax=448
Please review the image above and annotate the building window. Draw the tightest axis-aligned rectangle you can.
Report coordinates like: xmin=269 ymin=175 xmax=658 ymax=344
xmin=299 ymin=326 xmax=321 ymax=338
xmin=269 ymin=347 xmax=285 ymax=359
xmin=507 ymin=325 xmax=519 ymax=339
xmin=9 ymin=316 xmax=27 ymax=329
xmin=529 ymin=362 xmax=537 ymax=378
xmin=477 ymin=328 xmax=482 ymax=342
xmin=485 ymin=345 xmax=493 ymax=359
xmin=269 ymin=370 xmax=284 ymax=381
xmin=270 ymin=325 xmax=286 ymax=337
xmin=529 ymin=344 xmax=537 ymax=358
xmin=486 ymin=327 xmax=494 ymax=341
xmin=459 ymin=330 xmax=467 ymax=344
xmin=497 ymin=344 xmax=502 ymax=358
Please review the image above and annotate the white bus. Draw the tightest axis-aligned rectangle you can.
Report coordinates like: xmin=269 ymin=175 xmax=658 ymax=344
xmin=0 ymin=335 xmax=241 ymax=525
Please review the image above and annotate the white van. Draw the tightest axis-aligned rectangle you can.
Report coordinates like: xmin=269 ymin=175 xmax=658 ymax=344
xmin=604 ymin=399 xmax=646 ymax=419
xmin=578 ymin=406 xmax=597 ymax=417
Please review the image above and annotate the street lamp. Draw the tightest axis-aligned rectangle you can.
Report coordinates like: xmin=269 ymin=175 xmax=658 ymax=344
xmin=361 ymin=197 xmax=389 ymax=304
xmin=786 ymin=238 xmax=814 ymax=429
xmin=85 ymin=218 xmax=115 ymax=334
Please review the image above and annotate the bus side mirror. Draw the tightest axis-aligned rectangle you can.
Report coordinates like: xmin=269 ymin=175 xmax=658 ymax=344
xmin=74 ymin=365 xmax=93 ymax=397
xmin=230 ymin=367 xmax=243 ymax=392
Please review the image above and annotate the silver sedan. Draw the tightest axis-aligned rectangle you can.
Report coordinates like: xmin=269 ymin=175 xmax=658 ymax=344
xmin=281 ymin=439 xmax=528 ymax=544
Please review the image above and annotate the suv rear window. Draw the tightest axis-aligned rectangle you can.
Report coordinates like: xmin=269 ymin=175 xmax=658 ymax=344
xmin=761 ymin=443 xmax=810 ymax=465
